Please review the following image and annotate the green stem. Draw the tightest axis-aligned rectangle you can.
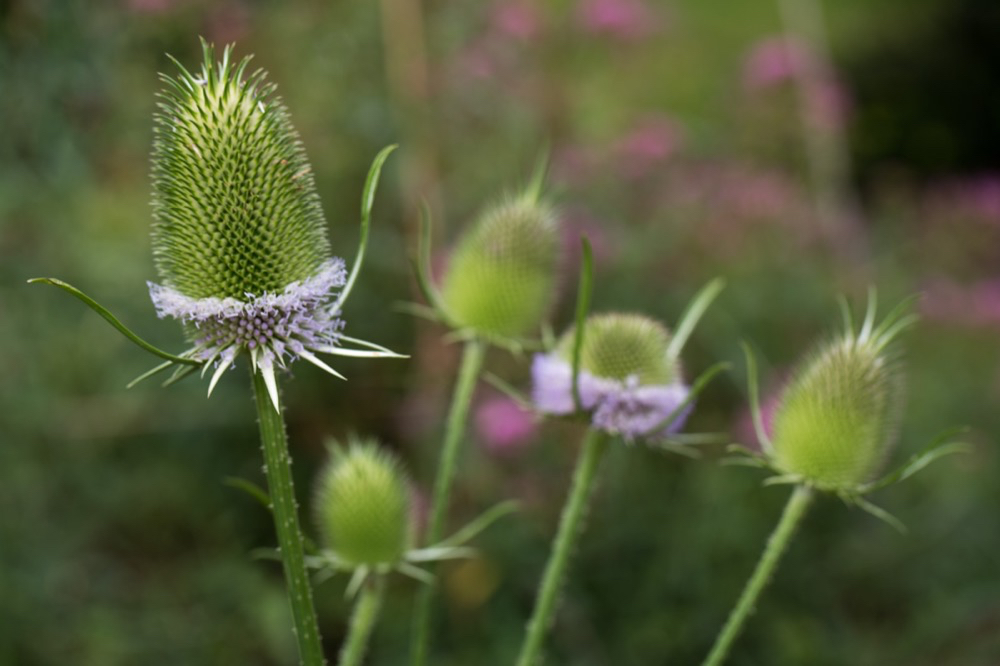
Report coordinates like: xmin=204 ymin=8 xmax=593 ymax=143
xmin=410 ymin=339 xmax=487 ymax=666
xmin=339 ymin=575 xmax=386 ymax=666
xmin=701 ymin=484 xmax=814 ymax=666
xmin=516 ymin=429 xmax=609 ymax=666
xmin=252 ymin=370 xmax=326 ymax=666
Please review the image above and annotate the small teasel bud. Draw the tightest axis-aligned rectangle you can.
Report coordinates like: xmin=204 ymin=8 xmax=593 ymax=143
xmin=440 ymin=192 xmax=560 ymax=339
xmin=314 ymin=438 xmax=412 ymax=567
xmin=769 ymin=322 xmax=903 ymax=491
xmin=556 ymin=313 xmax=680 ymax=385
xmin=151 ymin=40 xmax=330 ymax=299
xmin=533 ymin=312 xmax=691 ymax=440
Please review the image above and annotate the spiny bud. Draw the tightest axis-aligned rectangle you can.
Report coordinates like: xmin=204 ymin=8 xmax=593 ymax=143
xmin=769 ymin=325 xmax=903 ymax=491
xmin=440 ymin=193 xmax=559 ymax=339
xmin=151 ymin=40 xmax=329 ymax=299
xmin=556 ymin=313 xmax=680 ymax=385
xmin=314 ymin=439 xmax=412 ymax=567
xmin=533 ymin=313 xmax=691 ymax=440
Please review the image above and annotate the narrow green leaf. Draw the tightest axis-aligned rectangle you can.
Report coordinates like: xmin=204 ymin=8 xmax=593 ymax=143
xmin=333 ymin=144 xmax=397 ymax=313
xmin=224 ymin=476 xmax=272 ymax=509
xmin=482 ymin=372 xmax=534 ymax=410
xmin=412 ymin=202 xmax=454 ymax=323
xmin=435 ymin=500 xmax=519 ymax=549
xmin=667 ymin=277 xmax=725 ymax=360
xmin=571 ymin=236 xmax=594 ymax=411
xmin=643 ymin=361 xmax=730 ymax=437
xmin=29 ymin=278 xmax=201 ymax=365
xmin=860 ymin=429 xmax=970 ymax=493
xmin=741 ymin=342 xmax=773 ymax=452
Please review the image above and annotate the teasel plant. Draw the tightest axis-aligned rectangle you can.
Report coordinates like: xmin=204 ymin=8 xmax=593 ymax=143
xmin=305 ymin=437 xmax=514 ymax=666
xmin=702 ymin=292 xmax=967 ymax=666
xmin=406 ymin=162 xmax=563 ymax=666
xmin=30 ymin=40 xmax=404 ymax=665
xmin=484 ymin=240 xmax=727 ymax=666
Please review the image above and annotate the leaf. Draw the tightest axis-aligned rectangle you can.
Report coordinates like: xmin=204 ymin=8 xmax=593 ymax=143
xmin=435 ymin=500 xmax=519 ymax=549
xmin=482 ymin=372 xmax=534 ymax=410
xmin=741 ymin=342 xmax=773 ymax=452
xmin=571 ymin=235 xmax=594 ymax=411
xmin=412 ymin=202 xmax=454 ymax=323
xmin=642 ymin=361 xmax=730 ymax=437
xmin=860 ymin=428 xmax=971 ymax=493
xmin=28 ymin=278 xmax=200 ymax=365
xmin=224 ymin=476 xmax=272 ymax=509
xmin=332 ymin=144 xmax=396 ymax=313
xmin=666 ymin=277 xmax=725 ymax=360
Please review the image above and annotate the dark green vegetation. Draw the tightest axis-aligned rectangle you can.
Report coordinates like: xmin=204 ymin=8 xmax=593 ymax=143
xmin=2 ymin=1 xmax=997 ymax=664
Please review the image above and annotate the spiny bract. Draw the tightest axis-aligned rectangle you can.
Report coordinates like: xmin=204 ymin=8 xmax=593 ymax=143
xmin=151 ymin=40 xmax=330 ymax=299
xmin=770 ymin=332 xmax=902 ymax=491
xmin=440 ymin=193 xmax=559 ymax=339
xmin=314 ymin=439 xmax=412 ymax=567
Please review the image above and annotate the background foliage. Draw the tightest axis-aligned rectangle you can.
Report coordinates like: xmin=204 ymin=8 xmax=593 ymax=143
xmin=2 ymin=0 xmax=998 ymax=664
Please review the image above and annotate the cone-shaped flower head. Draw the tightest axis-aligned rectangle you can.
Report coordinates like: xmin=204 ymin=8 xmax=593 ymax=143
xmin=146 ymin=41 xmax=351 ymax=406
xmin=768 ymin=311 xmax=905 ymax=491
xmin=532 ymin=313 xmax=692 ymax=440
xmin=314 ymin=439 xmax=412 ymax=568
xmin=440 ymin=192 xmax=559 ymax=339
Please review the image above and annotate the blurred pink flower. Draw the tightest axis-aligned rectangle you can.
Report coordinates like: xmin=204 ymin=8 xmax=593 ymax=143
xmin=128 ymin=0 xmax=175 ymax=12
xmin=927 ymin=175 xmax=1000 ymax=222
xmin=921 ymin=278 xmax=1000 ymax=327
xmin=476 ymin=396 xmax=536 ymax=455
xmin=743 ymin=36 xmax=812 ymax=90
xmin=576 ymin=0 xmax=659 ymax=41
xmin=614 ymin=114 xmax=683 ymax=178
xmin=805 ymin=79 xmax=851 ymax=131
xmin=490 ymin=2 xmax=543 ymax=41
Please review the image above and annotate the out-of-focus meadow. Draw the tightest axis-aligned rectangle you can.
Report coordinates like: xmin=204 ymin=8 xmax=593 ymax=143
xmin=2 ymin=0 xmax=999 ymax=664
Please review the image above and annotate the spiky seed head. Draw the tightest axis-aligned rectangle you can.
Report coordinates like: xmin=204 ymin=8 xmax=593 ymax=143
xmin=151 ymin=40 xmax=331 ymax=299
xmin=770 ymin=334 xmax=902 ymax=491
xmin=440 ymin=194 xmax=559 ymax=338
xmin=314 ymin=439 xmax=412 ymax=567
xmin=556 ymin=313 xmax=680 ymax=384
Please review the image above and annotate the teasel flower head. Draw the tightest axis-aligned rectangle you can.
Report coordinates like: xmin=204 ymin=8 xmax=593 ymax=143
xmin=314 ymin=439 xmax=413 ymax=568
xmin=306 ymin=436 xmax=517 ymax=594
xmin=411 ymin=164 xmax=562 ymax=350
xmin=532 ymin=312 xmax=693 ymax=440
xmin=136 ymin=40 xmax=402 ymax=410
xmin=439 ymin=192 xmax=560 ymax=340
xmin=735 ymin=292 xmax=968 ymax=527
xmin=766 ymin=301 xmax=906 ymax=491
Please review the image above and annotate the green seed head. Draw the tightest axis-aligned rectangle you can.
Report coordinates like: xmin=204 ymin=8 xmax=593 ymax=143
xmin=440 ymin=193 xmax=559 ymax=339
xmin=770 ymin=334 xmax=902 ymax=491
xmin=151 ymin=40 xmax=330 ymax=299
xmin=556 ymin=313 xmax=679 ymax=384
xmin=314 ymin=439 xmax=412 ymax=567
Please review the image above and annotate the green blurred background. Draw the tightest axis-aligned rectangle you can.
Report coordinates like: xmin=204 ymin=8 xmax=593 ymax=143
xmin=2 ymin=0 xmax=999 ymax=664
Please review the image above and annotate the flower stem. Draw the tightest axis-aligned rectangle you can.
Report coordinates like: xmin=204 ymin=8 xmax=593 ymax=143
xmin=339 ymin=575 xmax=386 ymax=666
xmin=410 ymin=339 xmax=486 ymax=666
xmin=516 ymin=429 xmax=609 ymax=666
xmin=252 ymin=370 xmax=326 ymax=666
xmin=701 ymin=484 xmax=814 ymax=666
